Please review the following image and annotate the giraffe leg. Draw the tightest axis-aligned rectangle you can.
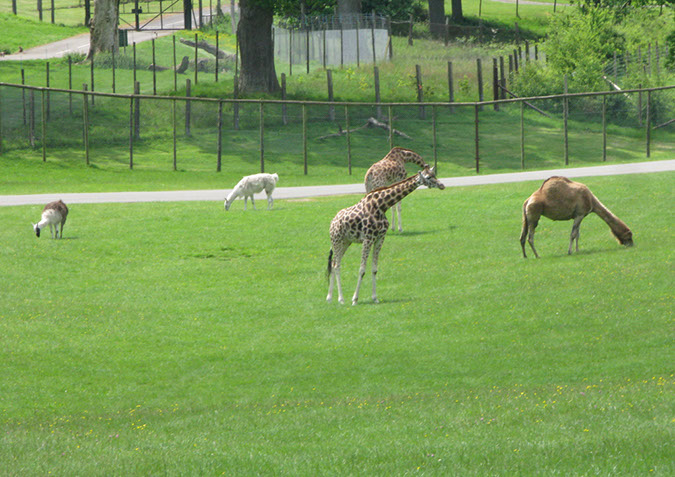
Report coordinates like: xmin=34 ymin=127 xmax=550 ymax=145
xmin=395 ymin=202 xmax=402 ymax=232
xmin=327 ymin=244 xmax=347 ymax=304
xmin=569 ymin=216 xmax=584 ymax=255
xmin=370 ymin=235 xmax=386 ymax=304
xmin=352 ymin=240 xmax=372 ymax=306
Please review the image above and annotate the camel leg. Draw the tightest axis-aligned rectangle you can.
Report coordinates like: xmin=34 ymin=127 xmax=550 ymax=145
xmin=527 ymin=220 xmax=540 ymax=259
xmin=569 ymin=216 xmax=584 ymax=255
xmin=352 ymin=240 xmax=373 ymax=306
xmin=520 ymin=213 xmax=529 ymax=258
xmin=370 ymin=235 xmax=386 ymax=304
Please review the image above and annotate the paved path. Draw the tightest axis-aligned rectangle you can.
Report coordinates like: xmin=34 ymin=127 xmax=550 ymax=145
xmin=1 ymin=160 xmax=673 ymax=207
xmin=0 ymin=10 xmax=215 ymax=62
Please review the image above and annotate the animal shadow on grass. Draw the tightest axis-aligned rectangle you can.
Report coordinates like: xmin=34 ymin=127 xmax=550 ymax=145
xmin=387 ymin=225 xmax=456 ymax=238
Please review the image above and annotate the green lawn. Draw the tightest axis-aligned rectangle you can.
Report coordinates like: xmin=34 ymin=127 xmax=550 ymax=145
xmin=0 ymin=172 xmax=672 ymax=474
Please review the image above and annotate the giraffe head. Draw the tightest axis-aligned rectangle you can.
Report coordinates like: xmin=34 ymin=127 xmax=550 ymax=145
xmin=417 ymin=166 xmax=445 ymax=190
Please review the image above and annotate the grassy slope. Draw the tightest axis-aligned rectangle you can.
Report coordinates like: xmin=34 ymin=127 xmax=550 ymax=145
xmin=0 ymin=173 xmax=672 ymax=474
xmin=0 ymin=13 xmax=87 ymax=54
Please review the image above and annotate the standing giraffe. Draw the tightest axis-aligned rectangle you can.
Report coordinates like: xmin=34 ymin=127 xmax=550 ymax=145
xmin=327 ymin=166 xmax=445 ymax=305
xmin=364 ymin=147 xmax=429 ymax=232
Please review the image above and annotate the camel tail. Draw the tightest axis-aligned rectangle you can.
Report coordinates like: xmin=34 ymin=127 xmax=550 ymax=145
xmin=326 ymin=249 xmax=333 ymax=281
xmin=591 ymin=195 xmax=634 ymax=246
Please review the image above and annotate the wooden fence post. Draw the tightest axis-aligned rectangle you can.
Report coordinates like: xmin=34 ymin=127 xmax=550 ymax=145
xmin=416 ymin=64 xmax=425 ymax=119
xmin=408 ymin=14 xmax=414 ymax=46
xmin=233 ymin=76 xmax=240 ymax=130
xmin=306 ymin=28 xmax=310 ymax=74
xmin=447 ymin=61 xmax=454 ymax=109
xmin=21 ymin=68 xmax=26 ymax=126
xmin=388 ymin=105 xmax=393 ymax=151
xmin=133 ymin=42 xmax=137 ymax=85
xmin=45 ymin=62 xmax=50 ymax=121
xmin=520 ymin=100 xmax=525 ymax=169
xmin=387 ymin=16 xmax=393 ymax=60
xmin=29 ymin=89 xmax=35 ymax=148
xmin=637 ymin=83 xmax=643 ymax=126
xmin=356 ymin=16 xmax=361 ymax=67
xmin=492 ymin=58 xmax=499 ymax=111
xmin=476 ymin=58 xmax=484 ymax=110
xmin=371 ymin=10 xmax=377 ymax=65
xmin=134 ymin=81 xmax=141 ymax=142
xmin=302 ymin=103 xmax=308 ymax=175
xmin=82 ymin=84 xmax=89 ymax=165
xmin=499 ymin=56 xmax=506 ymax=99
xmin=215 ymin=31 xmax=219 ymax=82
xmin=474 ymin=103 xmax=480 ymax=173
xmin=194 ymin=33 xmax=199 ymax=84
xmin=374 ymin=66 xmax=381 ymax=120
xmin=646 ymin=89 xmax=651 ymax=158
xmin=112 ymin=46 xmax=116 ymax=93
xmin=90 ymin=57 xmax=95 ymax=106
xmin=327 ymin=69 xmax=335 ymax=121
xmin=345 ymin=105 xmax=352 ymax=175
xmin=563 ymin=75 xmax=569 ymax=166
xmin=128 ymin=96 xmax=134 ymax=169
xmin=173 ymin=36 xmax=177 ymax=91
xmin=602 ymin=89 xmax=607 ymax=162
xmin=259 ymin=101 xmax=265 ymax=173
xmin=68 ymin=57 xmax=73 ymax=115
xmin=172 ymin=99 xmax=177 ymax=171
xmin=185 ymin=79 xmax=192 ymax=136
xmin=432 ymin=105 xmax=438 ymax=170
xmin=217 ymin=100 xmax=223 ymax=172
xmin=281 ymin=73 xmax=288 ymax=125
xmin=41 ymin=89 xmax=46 ymax=162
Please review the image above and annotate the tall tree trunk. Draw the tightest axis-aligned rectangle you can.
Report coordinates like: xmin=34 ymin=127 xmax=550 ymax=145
xmin=87 ymin=0 xmax=119 ymax=60
xmin=428 ymin=0 xmax=445 ymax=37
xmin=451 ymin=0 xmax=464 ymax=22
xmin=336 ymin=0 xmax=361 ymax=16
xmin=237 ymin=0 xmax=279 ymax=94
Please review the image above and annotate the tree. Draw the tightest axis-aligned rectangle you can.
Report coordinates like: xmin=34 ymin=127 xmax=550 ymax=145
xmin=337 ymin=0 xmax=362 ymax=15
xmin=87 ymin=0 xmax=119 ymax=60
xmin=427 ymin=0 xmax=445 ymax=37
xmin=237 ymin=0 xmax=280 ymax=93
xmin=450 ymin=0 xmax=463 ymax=22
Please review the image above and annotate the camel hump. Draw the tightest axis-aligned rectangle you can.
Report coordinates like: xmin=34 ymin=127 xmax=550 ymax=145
xmin=540 ymin=176 xmax=572 ymax=189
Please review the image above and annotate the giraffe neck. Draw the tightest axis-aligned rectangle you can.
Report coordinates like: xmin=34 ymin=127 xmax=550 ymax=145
xmin=400 ymin=151 xmax=427 ymax=169
xmin=368 ymin=174 xmax=421 ymax=211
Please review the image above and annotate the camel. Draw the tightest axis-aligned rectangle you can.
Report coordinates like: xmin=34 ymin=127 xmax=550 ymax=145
xmin=520 ymin=176 xmax=633 ymax=258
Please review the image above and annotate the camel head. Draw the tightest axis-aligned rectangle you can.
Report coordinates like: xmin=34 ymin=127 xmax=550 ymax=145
xmin=612 ymin=225 xmax=633 ymax=247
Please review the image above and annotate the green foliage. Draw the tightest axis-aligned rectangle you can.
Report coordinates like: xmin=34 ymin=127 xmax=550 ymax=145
xmin=666 ymin=26 xmax=675 ymax=70
xmin=545 ymin=7 xmax=624 ymax=90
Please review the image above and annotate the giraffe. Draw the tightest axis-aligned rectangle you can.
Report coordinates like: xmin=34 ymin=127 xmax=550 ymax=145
xmin=327 ymin=166 xmax=445 ymax=305
xmin=364 ymin=147 xmax=430 ymax=232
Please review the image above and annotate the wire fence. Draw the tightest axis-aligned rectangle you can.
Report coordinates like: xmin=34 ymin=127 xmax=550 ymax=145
xmin=1 ymin=82 xmax=673 ymax=177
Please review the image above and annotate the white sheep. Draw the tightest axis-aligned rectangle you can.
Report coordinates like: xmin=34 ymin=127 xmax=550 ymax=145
xmin=33 ymin=200 xmax=69 ymax=239
xmin=224 ymin=173 xmax=279 ymax=211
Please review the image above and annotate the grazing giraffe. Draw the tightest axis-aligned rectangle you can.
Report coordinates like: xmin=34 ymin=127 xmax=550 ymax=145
xmin=327 ymin=166 xmax=445 ymax=305
xmin=364 ymin=147 xmax=429 ymax=232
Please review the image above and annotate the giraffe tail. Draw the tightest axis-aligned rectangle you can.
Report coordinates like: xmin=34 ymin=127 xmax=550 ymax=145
xmin=326 ymin=249 xmax=333 ymax=281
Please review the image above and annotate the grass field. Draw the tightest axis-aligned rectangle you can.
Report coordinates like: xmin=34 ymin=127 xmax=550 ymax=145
xmin=0 ymin=172 xmax=672 ymax=474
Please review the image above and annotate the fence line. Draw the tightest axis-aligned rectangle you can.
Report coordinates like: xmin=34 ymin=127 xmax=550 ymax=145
xmin=0 ymin=82 xmax=672 ymax=175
